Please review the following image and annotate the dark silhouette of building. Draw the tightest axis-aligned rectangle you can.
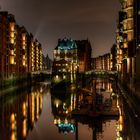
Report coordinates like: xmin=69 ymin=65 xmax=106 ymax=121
xmin=76 ymin=39 xmax=92 ymax=73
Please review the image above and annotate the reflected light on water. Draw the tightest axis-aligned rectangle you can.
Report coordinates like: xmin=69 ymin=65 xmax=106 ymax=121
xmin=39 ymin=94 xmax=43 ymax=110
xmin=10 ymin=113 xmax=15 ymax=123
xmin=54 ymin=119 xmax=57 ymax=124
xmin=10 ymin=113 xmax=17 ymax=140
xmin=36 ymin=94 xmax=39 ymax=120
xmin=11 ymin=132 xmax=16 ymax=140
xmin=0 ymin=80 xmax=138 ymax=140
xmin=64 ymin=118 xmax=68 ymax=124
xmin=22 ymin=102 xmax=26 ymax=117
xmin=116 ymin=95 xmax=123 ymax=140
xmin=31 ymin=94 xmax=35 ymax=123
xmin=22 ymin=119 xmax=27 ymax=138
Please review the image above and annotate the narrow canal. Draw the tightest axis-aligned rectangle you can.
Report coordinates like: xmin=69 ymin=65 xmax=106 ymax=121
xmin=0 ymin=79 xmax=140 ymax=140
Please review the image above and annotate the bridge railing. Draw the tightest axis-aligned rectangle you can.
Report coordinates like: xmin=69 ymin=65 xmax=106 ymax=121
xmin=85 ymin=70 xmax=118 ymax=76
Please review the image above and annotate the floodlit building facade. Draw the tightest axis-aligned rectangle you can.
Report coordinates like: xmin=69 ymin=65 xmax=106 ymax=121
xmin=91 ymin=53 xmax=112 ymax=71
xmin=0 ymin=11 xmax=43 ymax=80
xmin=116 ymin=0 xmax=140 ymax=92
xmin=52 ymin=38 xmax=92 ymax=82
xmin=53 ymin=38 xmax=78 ymax=82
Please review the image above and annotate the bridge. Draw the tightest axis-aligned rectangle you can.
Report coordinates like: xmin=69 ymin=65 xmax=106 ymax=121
xmin=31 ymin=70 xmax=52 ymax=75
xmin=85 ymin=69 xmax=118 ymax=77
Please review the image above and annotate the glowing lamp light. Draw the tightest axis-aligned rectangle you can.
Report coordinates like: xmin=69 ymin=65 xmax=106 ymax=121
xmin=56 ymin=103 xmax=59 ymax=108
xmin=56 ymin=75 xmax=59 ymax=79
xmin=54 ymin=119 xmax=57 ymax=124
xmin=63 ymin=75 xmax=66 ymax=79
xmin=58 ymin=118 xmax=61 ymax=124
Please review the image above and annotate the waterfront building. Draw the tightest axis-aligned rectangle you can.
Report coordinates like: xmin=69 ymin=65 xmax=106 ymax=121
xmin=53 ymin=38 xmax=78 ymax=82
xmin=75 ymin=40 xmax=92 ymax=73
xmin=42 ymin=54 xmax=47 ymax=71
xmin=110 ymin=44 xmax=117 ymax=71
xmin=116 ymin=0 xmax=140 ymax=94
xmin=135 ymin=0 xmax=140 ymax=83
xmin=91 ymin=53 xmax=111 ymax=71
xmin=91 ymin=56 xmax=103 ymax=70
xmin=104 ymin=53 xmax=112 ymax=71
xmin=117 ymin=0 xmax=139 ymax=80
xmin=0 ymin=11 xmax=43 ymax=80
xmin=16 ymin=26 xmax=28 ymax=75
xmin=0 ymin=12 xmax=16 ymax=78
xmin=27 ymin=33 xmax=34 ymax=73
xmin=34 ymin=40 xmax=42 ymax=72
xmin=27 ymin=37 xmax=43 ymax=73
xmin=42 ymin=54 xmax=52 ymax=71
xmin=52 ymin=38 xmax=92 ymax=82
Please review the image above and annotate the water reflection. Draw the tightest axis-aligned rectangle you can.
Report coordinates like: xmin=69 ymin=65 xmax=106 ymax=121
xmin=0 ymin=85 xmax=44 ymax=140
xmin=116 ymin=95 xmax=140 ymax=140
xmin=0 ymin=80 xmax=140 ymax=140
xmin=51 ymin=86 xmax=77 ymax=134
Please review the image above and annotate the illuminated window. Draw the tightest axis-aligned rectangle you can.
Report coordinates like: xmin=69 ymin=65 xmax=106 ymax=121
xmin=22 ymin=34 xmax=26 ymax=41
xmin=127 ymin=58 xmax=130 ymax=73
xmin=23 ymin=45 xmax=26 ymax=50
xmin=127 ymin=8 xmax=133 ymax=18
xmin=120 ymin=50 xmax=123 ymax=54
xmin=10 ymin=32 xmax=14 ymax=38
xmin=124 ymin=42 xmax=128 ymax=48
xmin=10 ymin=23 xmax=14 ymax=31
xmin=127 ymin=31 xmax=133 ymax=41
xmin=22 ymin=40 xmax=26 ymax=47
xmin=127 ymin=19 xmax=133 ymax=30
xmin=127 ymin=0 xmax=133 ymax=7
xmin=10 ymin=38 xmax=14 ymax=44
xmin=10 ymin=56 xmax=14 ymax=64
xmin=122 ymin=1 xmax=127 ymax=9
xmin=123 ymin=21 xmax=127 ymax=30
xmin=10 ymin=50 xmax=14 ymax=55
xmin=23 ymin=60 xmax=26 ymax=66
xmin=23 ymin=55 xmax=25 ymax=59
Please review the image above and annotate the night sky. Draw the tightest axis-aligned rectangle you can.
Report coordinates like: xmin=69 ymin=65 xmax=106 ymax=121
xmin=1 ymin=0 xmax=120 ymax=59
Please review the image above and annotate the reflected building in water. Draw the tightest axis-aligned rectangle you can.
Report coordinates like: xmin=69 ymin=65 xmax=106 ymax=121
xmin=51 ymin=86 xmax=77 ymax=134
xmin=116 ymin=94 xmax=140 ymax=140
xmin=0 ymin=85 xmax=43 ymax=140
xmin=51 ymin=80 xmax=120 ymax=140
xmin=0 ymin=80 xmax=140 ymax=140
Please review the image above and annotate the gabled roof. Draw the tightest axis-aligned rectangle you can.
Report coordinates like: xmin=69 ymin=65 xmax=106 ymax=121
xmin=54 ymin=59 xmax=68 ymax=64
xmin=55 ymin=38 xmax=77 ymax=50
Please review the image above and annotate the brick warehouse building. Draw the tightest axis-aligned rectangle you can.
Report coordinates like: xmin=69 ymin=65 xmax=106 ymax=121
xmin=116 ymin=0 xmax=140 ymax=94
xmin=0 ymin=11 xmax=42 ymax=80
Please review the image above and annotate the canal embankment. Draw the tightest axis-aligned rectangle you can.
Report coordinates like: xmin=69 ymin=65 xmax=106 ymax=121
xmin=117 ymin=82 xmax=140 ymax=122
xmin=0 ymin=73 xmax=50 ymax=97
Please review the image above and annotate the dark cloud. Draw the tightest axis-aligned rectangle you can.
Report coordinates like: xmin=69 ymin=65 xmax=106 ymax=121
xmin=1 ymin=0 xmax=120 ymax=59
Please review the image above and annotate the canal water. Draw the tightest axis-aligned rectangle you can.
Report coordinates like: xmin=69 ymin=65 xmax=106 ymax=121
xmin=0 ymin=80 xmax=140 ymax=140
